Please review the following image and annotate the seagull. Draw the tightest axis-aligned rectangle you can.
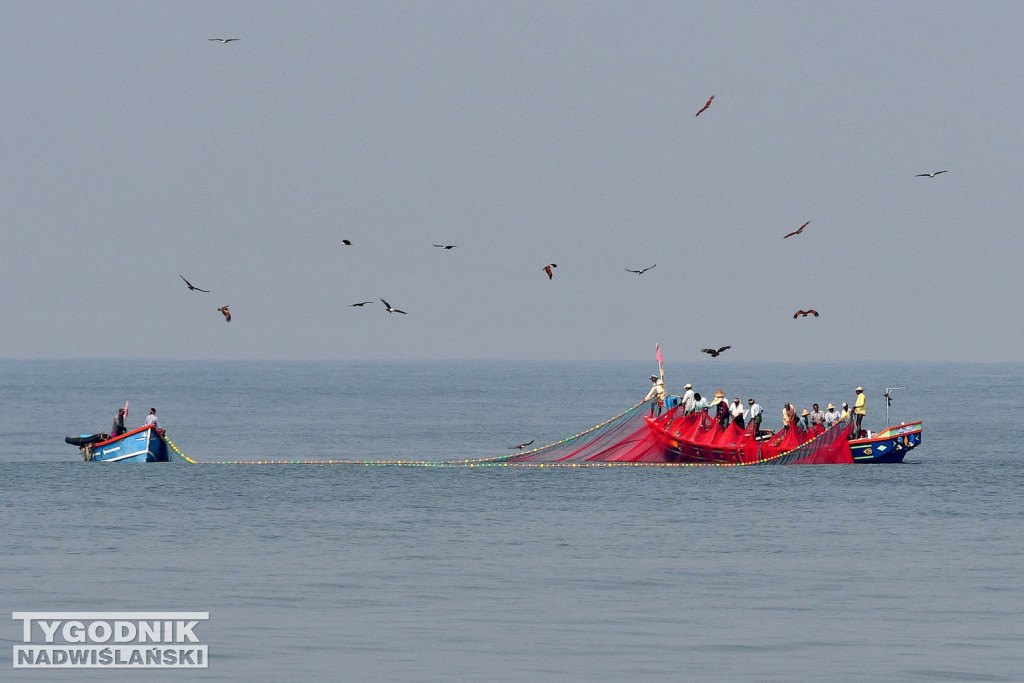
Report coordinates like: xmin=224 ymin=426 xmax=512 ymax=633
xmin=179 ymin=275 xmax=210 ymax=293
xmin=701 ymin=346 xmax=731 ymax=358
xmin=349 ymin=301 xmax=374 ymax=307
xmin=543 ymin=263 xmax=557 ymax=280
xmin=510 ymin=439 xmax=534 ymax=450
xmin=341 ymin=239 xmax=353 ymax=246
xmin=381 ymin=298 xmax=407 ymax=314
xmin=793 ymin=309 xmax=819 ymax=318
xmin=209 ymin=38 xmax=239 ymax=43
xmin=433 ymin=244 xmax=457 ymax=250
xmin=626 ymin=264 xmax=657 ymax=275
xmin=915 ymin=170 xmax=948 ymax=178
xmin=695 ymin=95 xmax=714 ymax=117
xmin=784 ymin=221 xmax=810 ymax=239
xmin=217 ymin=305 xmax=231 ymax=322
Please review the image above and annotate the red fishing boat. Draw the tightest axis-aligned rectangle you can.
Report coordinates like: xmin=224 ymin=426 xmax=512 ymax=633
xmin=499 ymin=400 xmax=920 ymax=467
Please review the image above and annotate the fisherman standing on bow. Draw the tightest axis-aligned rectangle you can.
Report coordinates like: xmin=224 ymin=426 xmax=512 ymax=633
xmin=645 ymin=373 xmax=667 ymax=416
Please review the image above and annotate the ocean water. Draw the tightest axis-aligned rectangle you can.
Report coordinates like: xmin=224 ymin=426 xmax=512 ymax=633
xmin=1 ymin=360 xmax=1023 ymax=681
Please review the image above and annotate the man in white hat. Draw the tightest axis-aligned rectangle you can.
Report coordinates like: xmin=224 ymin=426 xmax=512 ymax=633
xmin=853 ymin=387 xmax=867 ymax=438
xmin=681 ymin=383 xmax=695 ymax=414
xmin=824 ymin=403 xmax=841 ymax=428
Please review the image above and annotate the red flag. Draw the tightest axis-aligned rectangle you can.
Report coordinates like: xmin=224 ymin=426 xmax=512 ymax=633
xmin=655 ymin=344 xmax=663 ymax=364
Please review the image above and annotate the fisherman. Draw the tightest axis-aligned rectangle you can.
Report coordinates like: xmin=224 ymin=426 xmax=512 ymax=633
xmin=145 ymin=408 xmax=166 ymax=437
xmin=782 ymin=403 xmax=796 ymax=431
xmin=809 ymin=403 xmax=826 ymax=429
xmin=823 ymin=403 xmax=841 ymax=428
xmin=748 ymin=398 xmax=763 ymax=438
xmin=681 ymin=383 xmax=695 ymax=413
xmin=798 ymin=409 xmax=811 ymax=429
xmin=730 ymin=398 xmax=746 ymax=429
xmin=713 ymin=391 xmax=729 ymax=428
xmin=645 ymin=374 xmax=667 ymax=416
xmin=111 ymin=408 xmax=126 ymax=437
xmin=853 ymin=387 xmax=867 ymax=438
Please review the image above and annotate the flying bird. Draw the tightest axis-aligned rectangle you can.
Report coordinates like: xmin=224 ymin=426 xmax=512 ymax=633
xmin=510 ymin=439 xmax=534 ymax=450
xmin=793 ymin=309 xmax=819 ymax=318
xmin=542 ymin=263 xmax=557 ymax=280
xmin=784 ymin=221 xmax=810 ymax=239
xmin=695 ymin=95 xmax=714 ymax=117
xmin=701 ymin=346 xmax=731 ymax=358
xmin=626 ymin=264 xmax=657 ymax=275
xmin=915 ymin=170 xmax=948 ymax=178
xmin=217 ymin=306 xmax=231 ymax=322
xmin=341 ymin=239 xmax=353 ymax=246
xmin=349 ymin=301 xmax=374 ymax=307
xmin=179 ymin=275 xmax=210 ymax=293
xmin=209 ymin=38 xmax=239 ymax=43
xmin=381 ymin=298 xmax=407 ymax=314
xmin=433 ymin=244 xmax=457 ymax=250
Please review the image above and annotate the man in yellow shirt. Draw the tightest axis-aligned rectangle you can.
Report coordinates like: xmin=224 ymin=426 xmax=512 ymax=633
xmin=853 ymin=387 xmax=867 ymax=438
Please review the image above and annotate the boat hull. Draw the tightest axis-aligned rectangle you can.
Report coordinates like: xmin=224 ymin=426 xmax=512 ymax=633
xmin=848 ymin=422 xmax=923 ymax=463
xmin=80 ymin=426 xmax=169 ymax=462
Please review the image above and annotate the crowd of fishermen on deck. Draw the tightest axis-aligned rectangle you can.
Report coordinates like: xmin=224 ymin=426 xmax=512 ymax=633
xmin=646 ymin=377 xmax=869 ymax=439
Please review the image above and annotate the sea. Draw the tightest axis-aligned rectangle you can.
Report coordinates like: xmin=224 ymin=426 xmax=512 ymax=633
xmin=1 ymin=359 xmax=1022 ymax=681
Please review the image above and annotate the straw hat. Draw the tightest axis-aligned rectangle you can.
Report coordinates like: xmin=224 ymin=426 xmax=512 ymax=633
xmin=827 ymin=403 xmax=835 ymax=409
xmin=801 ymin=409 xmax=810 ymax=416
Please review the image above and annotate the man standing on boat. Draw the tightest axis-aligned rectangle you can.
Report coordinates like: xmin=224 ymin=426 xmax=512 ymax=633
xmin=809 ymin=404 xmax=826 ymax=429
xmin=681 ymin=383 xmax=695 ymax=413
xmin=748 ymin=398 xmax=762 ymax=438
xmin=111 ymin=408 xmax=126 ymax=437
xmin=853 ymin=387 xmax=867 ymax=438
xmin=824 ymin=403 xmax=841 ymax=428
xmin=645 ymin=374 xmax=666 ymax=416
xmin=144 ymin=408 xmax=166 ymax=437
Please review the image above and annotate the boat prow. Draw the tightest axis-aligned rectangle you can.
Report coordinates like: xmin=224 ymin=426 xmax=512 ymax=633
xmin=848 ymin=421 xmax=923 ymax=463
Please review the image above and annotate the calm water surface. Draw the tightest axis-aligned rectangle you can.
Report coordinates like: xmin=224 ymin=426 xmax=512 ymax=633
xmin=1 ymin=360 xmax=1022 ymax=681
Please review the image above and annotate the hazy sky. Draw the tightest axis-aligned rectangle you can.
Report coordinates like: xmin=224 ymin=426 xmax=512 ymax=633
xmin=3 ymin=2 xmax=1022 ymax=361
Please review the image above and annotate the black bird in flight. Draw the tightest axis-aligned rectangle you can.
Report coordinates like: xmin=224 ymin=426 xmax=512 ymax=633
xmin=381 ymin=298 xmax=407 ymax=314
xmin=701 ymin=346 xmax=731 ymax=358
xmin=433 ymin=244 xmax=457 ymax=250
xmin=179 ymin=275 xmax=210 ymax=293
xmin=915 ymin=170 xmax=948 ymax=178
xmin=341 ymin=239 xmax=353 ymax=246
xmin=542 ymin=263 xmax=557 ymax=280
xmin=793 ymin=309 xmax=819 ymax=318
xmin=349 ymin=301 xmax=374 ymax=307
xmin=209 ymin=38 xmax=239 ymax=43
xmin=626 ymin=264 xmax=657 ymax=275
xmin=695 ymin=95 xmax=714 ymax=117
xmin=510 ymin=439 xmax=534 ymax=450
xmin=217 ymin=305 xmax=231 ymax=322
xmin=784 ymin=221 xmax=810 ymax=239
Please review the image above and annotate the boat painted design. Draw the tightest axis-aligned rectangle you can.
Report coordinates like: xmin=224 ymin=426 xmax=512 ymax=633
xmin=848 ymin=421 xmax=923 ymax=463
xmin=67 ymin=426 xmax=169 ymax=462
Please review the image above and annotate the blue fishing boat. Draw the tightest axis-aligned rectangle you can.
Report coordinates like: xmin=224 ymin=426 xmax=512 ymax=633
xmin=65 ymin=426 xmax=169 ymax=462
xmin=848 ymin=421 xmax=923 ymax=463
